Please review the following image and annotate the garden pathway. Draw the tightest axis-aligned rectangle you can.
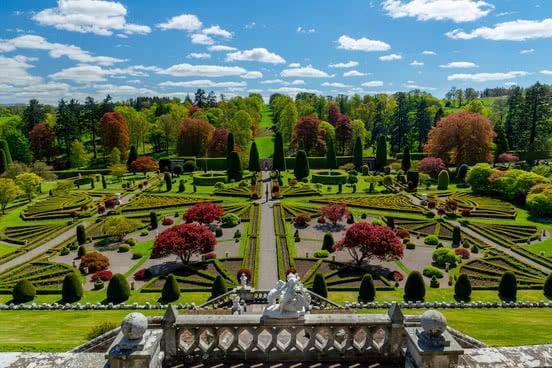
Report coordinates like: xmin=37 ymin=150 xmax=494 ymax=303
xmin=256 ymin=171 xmax=279 ymax=289
xmin=405 ymin=193 xmax=551 ymax=273
xmin=0 ymin=221 xmax=94 ymax=273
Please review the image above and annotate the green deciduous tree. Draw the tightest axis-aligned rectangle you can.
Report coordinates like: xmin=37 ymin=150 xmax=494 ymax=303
xmin=70 ymin=140 xmax=89 ymax=169
xmin=176 ymin=118 xmax=215 ymax=157
xmin=0 ymin=178 xmax=19 ymax=214
xmin=15 ymin=172 xmax=42 ymax=201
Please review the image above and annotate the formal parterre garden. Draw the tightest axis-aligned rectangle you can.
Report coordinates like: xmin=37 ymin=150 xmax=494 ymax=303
xmin=0 ymin=157 xmax=551 ymax=352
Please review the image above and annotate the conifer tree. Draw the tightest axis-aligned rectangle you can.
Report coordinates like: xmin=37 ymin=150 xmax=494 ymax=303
xmin=294 ymin=150 xmax=309 ymax=181
xmin=353 ymin=136 xmax=363 ymax=169
xmin=273 ymin=131 xmax=286 ymax=171
xmin=248 ymin=141 xmax=261 ymax=172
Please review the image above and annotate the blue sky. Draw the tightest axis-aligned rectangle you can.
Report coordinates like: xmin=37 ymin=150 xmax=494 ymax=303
xmin=1 ymin=0 xmax=551 ymax=104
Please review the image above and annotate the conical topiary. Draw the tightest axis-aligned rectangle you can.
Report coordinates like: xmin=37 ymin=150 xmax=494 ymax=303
xmin=454 ymin=273 xmax=472 ymax=301
xmin=437 ymin=170 xmax=449 ymax=190
xmin=62 ymin=272 xmax=83 ymax=303
xmin=498 ymin=271 xmax=517 ymax=301
xmin=312 ymin=273 xmax=328 ymax=298
xmin=76 ymin=224 xmax=86 ymax=245
xmin=210 ymin=275 xmax=227 ymax=300
xmin=12 ymin=279 xmax=36 ymax=304
xmin=358 ymin=273 xmax=376 ymax=302
xmin=404 ymin=271 xmax=425 ymax=302
xmin=77 ymin=245 xmax=87 ymax=258
xmin=294 ymin=150 xmax=310 ymax=181
xmin=161 ymin=274 xmax=181 ymax=303
xmin=452 ymin=226 xmax=461 ymax=246
xmin=322 ymin=233 xmax=335 ymax=252
xmin=106 ymin=273 xmax=131 ymax=304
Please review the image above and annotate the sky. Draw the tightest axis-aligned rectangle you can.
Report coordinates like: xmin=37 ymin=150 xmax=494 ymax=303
xmin=1 ymin=0 xmax=551 ymax=105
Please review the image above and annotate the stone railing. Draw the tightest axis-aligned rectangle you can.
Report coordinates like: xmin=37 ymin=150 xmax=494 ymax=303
xmin=160 ymin=304 xmax=405 ymax=365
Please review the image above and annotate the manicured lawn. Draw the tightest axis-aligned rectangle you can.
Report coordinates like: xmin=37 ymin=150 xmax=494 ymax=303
xmin=525 ymin=238 xmax=552 ymax=257
xmin=259 ymin=105 xmax=274 ymax=129
xmin=0 ymin=244 xmax=17 ymax=258
xmin=0 ymin=310 xmax=161 ymax=352
xmin=358 ymin=308 xmax=552 ymax=346
xmin=255 ymin=136 xmax=274 ymax=159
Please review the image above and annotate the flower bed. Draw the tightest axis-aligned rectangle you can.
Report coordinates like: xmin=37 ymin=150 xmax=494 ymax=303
xmin=120 ymin=195 xmax=218 ymax=212
xmin=312 ymin=194 xmax=429 ymax=214
xmin=21 ymin=193 xmax=93 ymax=220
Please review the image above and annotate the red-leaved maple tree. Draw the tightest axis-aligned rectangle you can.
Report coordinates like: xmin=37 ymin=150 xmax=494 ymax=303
xmin=184 ymin=202 xmax=224 ymax=225
xmin=99 ymin=112 xmax=130 ymax=160
xmin=320 ymin=202 xmax=349 ymax=225
xmin=207 ymin=128 xmax=229 ymax=157
xmin=29 ymin=123 xmax=56 ymax=162
xmin=334 ymin=222 xmax=404 ymax=266
xmin=151 ymin=223 xmax=216 ymax=263
xmin=130 ymin=156 xmax=159 ymax=174
xmin=424 ymin=111 xmax=496 ymax=166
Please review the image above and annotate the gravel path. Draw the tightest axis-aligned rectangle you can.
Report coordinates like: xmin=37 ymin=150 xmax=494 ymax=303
xmin=256 ymin=171 xmax=279 ymax=289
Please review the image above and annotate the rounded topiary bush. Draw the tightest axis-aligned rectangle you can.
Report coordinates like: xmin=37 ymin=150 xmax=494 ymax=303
xmin=77 ymin=245 xmax=87 ymax=258
xmin=406 ymin=241 xmax=416 ymax=250
xmin=423 ymin=266 xmax=444 ymax=279
xmin=322 ymin=233 xmax=335 ymax=252
xmin=210 ymin=275 xmax=227 ymax=300
xmin=455 ymin=273 xmax=472 ymax=301
xmin=432 ymin=247 xmax=458 ymax=266
xmin=314 ymin=250 xmax=329 ymax=258
xmin=62 ymin=272 xmax=83 ymax=303
xmin=161 ymin=274 xmax=181 ymax=303
xmin=437 ymin=170 xmax=449 ymax=190
xmin=424 ymin=235 xmax=440 ymax=245
xmin=60 ymin=247 xmax=70 ymax=256
xmin=106 ymin=273 xmax=130 ymax=304
xmin=221 ymin=213 xmax=240 ymax=228
xmin=12 ymin=279 xmax=36 ymax=304
xmin=544 ymin=273 xmax=552 ymax=300
xmin=312 ymin=273 xmax=328 ymax=298
xmin=358 ymin=273 xmax=376 ymax=303
xmin=498 ymin=271 xmax=517 ymax=301
xmin=118 ymin=244 xmax=131 ymax=253
xmin=404 ymin=271 xmax=425 ymax=302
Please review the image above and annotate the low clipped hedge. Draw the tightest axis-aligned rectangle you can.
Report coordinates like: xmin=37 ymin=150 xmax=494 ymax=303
xmin=192 ymin=173 xmax=228 ymax=186
xmin=423 ymin=266 xmax=444 ymax=279
xmin=310 ymin=170 xmax=348 ymax=185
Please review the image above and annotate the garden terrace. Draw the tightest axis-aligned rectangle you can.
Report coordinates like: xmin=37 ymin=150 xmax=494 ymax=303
xmin=120 ymin=195 xmax=220 ymax=212
xmin=457 ymin=253 xmax=547 ymax=289
xmin=0 ymin=223 xmax=69 ymax=245
xmin=312 ymin=194 xmax=429 ymax=215
xmin=279 ymin=185 xmax=321 ymax=197
xmin=21 ymin=193 xmax=94 ymax=220
xmin=221 ymin=203 xmax=252 ymax=222
xmin=0 ymin=261 xmax=76 ymax=293
xmin=281 ymin=202 xmax=321 ymax=221
xmin=213 ymin=184 xmax=261 ymax=198
xmin=462 ymin=222 xmax=541 ymax=246
xmin=415 ymin=192 xmax=517 ymax=219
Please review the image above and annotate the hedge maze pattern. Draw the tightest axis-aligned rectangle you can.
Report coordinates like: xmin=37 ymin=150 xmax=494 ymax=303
xmin=312 ymin=194 xmax=428 ymax=214
xmin=21 ymin=193 xmax=93 ymax=220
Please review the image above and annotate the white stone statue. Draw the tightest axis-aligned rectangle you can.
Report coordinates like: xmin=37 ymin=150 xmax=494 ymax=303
xmin=240 ymin=273 xmax=248 ymax=288
xmin=263 ymin=273 xmax=311 ymax=319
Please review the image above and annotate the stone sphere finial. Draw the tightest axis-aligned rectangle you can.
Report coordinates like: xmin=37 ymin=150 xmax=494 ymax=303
xmin=420 ymin=309 xmax=447 ymax=337
xmin=121 ymin=312 xmax=148 ymax=340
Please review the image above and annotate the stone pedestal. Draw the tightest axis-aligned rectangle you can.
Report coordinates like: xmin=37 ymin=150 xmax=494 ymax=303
xmin=404 ymin=310 xmax=463 ymax=368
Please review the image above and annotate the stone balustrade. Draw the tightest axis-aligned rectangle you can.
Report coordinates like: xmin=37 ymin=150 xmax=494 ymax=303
xmin=160 ymin=304 xmax=405 ymax=365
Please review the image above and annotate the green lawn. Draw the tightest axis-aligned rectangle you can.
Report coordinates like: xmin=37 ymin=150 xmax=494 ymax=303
xmin=255 ymin=136 xmax=274 ymax=159
xmin=259 ymin=105 xmax=274 ymax=129
xmin=358 ymin=308 xmax=552 ymax=346
xmin=0 ymin=244 xmax=17 ymax=258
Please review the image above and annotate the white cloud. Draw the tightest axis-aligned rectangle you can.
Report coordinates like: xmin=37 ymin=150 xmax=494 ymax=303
xmin=157 ymin=14 xmax=202 ymax=31
xmin=343 ymin=70 xmax=368 ymax=77
xmin=187 ymin=53 xmax=211 ymax=59
xmin=328 ymin=61 xmax=359 ymax=68
xmin=379 ymin=53 xmax=402 ymax=61
xmin=261 ymin=79 xmax=288 ymax=85
xmin=504 ymin=82 xmax=517 ymax=86
xmin=440 ymin=61 xmax=478 ymax=68
xmin=202 ymin=25 xmax=232 ymax=39
xmin=0 ymin=35 xmax=124 ymax=65
xmin=362 ymin=81 xmax=384 ymax=87
xmin=447 ymin=71 xmax=529 ymax=82
xmin=190 ymin=34 xmax=214 ymax=45
xmin=94 ymin=83 xmax=159 ymax=96
xmin=540 ymin=70 xmax=552 ymax=75
xmin=158 ymin=63 xmax=247 ymax=77
xmin=0 ymin=55 xmax=42 ymax=86
xmin=208 ymin=45 xmax=237 ymax=52
xmin=446 ymin=19 xmax=552 ymax=41
xmin=291 ymin=80 xmax=305 ymax=85
xmin=32 ymin=0 xmax=150 ymax=36
xmin=226 ymin=48 xmax=285 ymax=64
xmin=403 ymin=82 xmax=435 ymax=90
xmin=268 ymin=87 xmax=322 ymax=96
xmin=297 ymin=26 xmax=316 ymax=33
xmin=322 ymin=82 xmax=352 ymax=88
xmin=159 ymin=80 xmax=246 ymax=88
xmin=410 ymin=60 xmax=424 ymax=66
xmin=337 ymin=35 xmax=391 ymax=52
xmin=49 ymin=64 xmax=151 ymax=83
xmin=520 ymin=48 xmax=535 ymax=54
xmin=280 ymin=65 xmax=331 ymax=78
xmin=422 ymin=50 xmax=436 ymax=55
xmin=245 ymin=22 xmax=256 ymax=29
xmin=241 ymin=71 xmax=263 ymax=79
xmin=383 ymin=0 xmax=493 ymax=22
xmin=288 ymin=63 xmax=301 ymax=68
